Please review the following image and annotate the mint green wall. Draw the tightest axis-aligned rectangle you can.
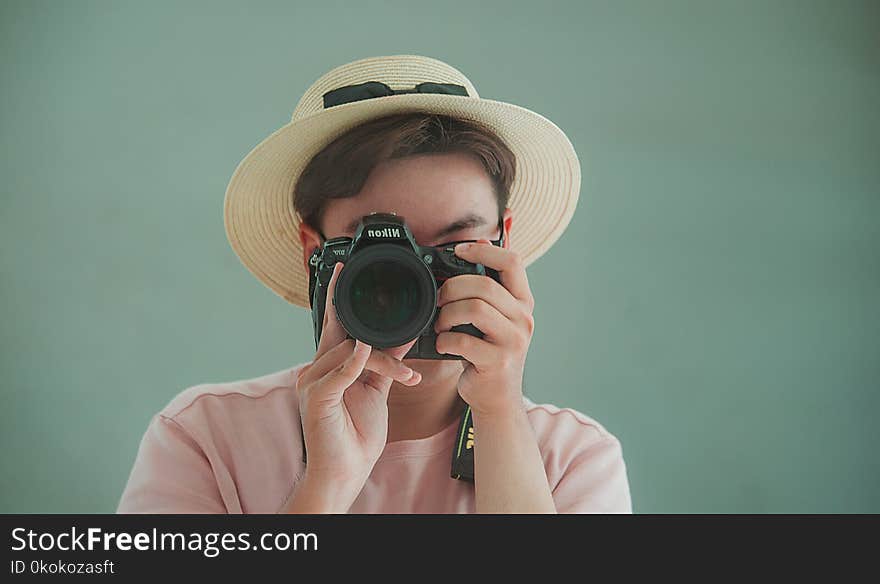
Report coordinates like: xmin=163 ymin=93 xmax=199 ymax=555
xmin=1 ymin=0 xmax=877 ymax=513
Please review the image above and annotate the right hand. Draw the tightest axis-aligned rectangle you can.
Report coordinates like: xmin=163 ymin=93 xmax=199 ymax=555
xmin=293 ymin=261 xmax=421 ymax=508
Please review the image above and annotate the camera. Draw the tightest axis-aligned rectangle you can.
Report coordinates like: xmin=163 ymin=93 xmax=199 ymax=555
xmin=308 ymin=212 xmax=503 ymax=359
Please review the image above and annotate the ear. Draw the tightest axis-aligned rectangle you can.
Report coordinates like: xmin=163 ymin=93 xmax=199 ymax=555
xmin=501 ymin=207 xmax=513 ymax=250
xmin=299 ymin=221 xmax=324 ymax=275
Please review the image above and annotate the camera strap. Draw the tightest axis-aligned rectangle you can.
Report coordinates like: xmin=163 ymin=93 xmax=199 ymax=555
xmin=450 ymin=404 xmax=475 ymax=482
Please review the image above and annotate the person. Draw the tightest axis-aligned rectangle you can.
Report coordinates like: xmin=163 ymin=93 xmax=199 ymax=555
xmin=117 ymin=55 xmax=632 ymax=514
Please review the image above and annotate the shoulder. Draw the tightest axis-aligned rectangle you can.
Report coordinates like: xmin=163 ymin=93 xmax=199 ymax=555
xmin=523 ymin=396 xmax=619 ymax=445
xmin=157 ymin=362 xmax=311 ymax=427
xmin=523 ymin=397 xmax=632 ymax=512
xmin=522 ymin=396 xmax=625 ymax=474
xmin=120 ymin=363 xmax=313 ymax=514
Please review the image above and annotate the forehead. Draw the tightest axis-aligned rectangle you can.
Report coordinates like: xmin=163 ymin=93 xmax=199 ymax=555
xmin=320 ymin=152 xmax=498 ymax=240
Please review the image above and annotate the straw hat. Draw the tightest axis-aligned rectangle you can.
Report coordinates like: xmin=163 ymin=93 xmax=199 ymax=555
xmin=223 ymin=54 xmax=581 ymax=308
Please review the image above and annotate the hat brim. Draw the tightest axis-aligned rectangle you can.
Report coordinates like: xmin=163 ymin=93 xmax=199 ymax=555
xmin=224 ymin=93 xmax=581 ymax=308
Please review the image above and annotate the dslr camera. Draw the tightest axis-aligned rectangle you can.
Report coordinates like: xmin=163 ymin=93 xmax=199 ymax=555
xmin=308 ymin=212 xmax=503 ymax=359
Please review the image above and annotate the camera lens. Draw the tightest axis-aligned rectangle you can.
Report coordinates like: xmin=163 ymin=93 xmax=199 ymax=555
xmin=349 ymin=260 xmax=420 ymax=332
xmin=335 ymin=244 xmax=437 ymax=348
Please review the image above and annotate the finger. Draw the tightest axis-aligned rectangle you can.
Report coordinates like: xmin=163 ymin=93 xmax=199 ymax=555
xmin=435 ymin=331 xmax=501 ymax=370
xmin=359 ymin=357 xmax=423 ymax=398
xmin=304 ymin=338 xmax=420 ymax=391
xmin=433 ymin=298 xmax=518 ymax=343
xmin=300 ymin=338 xmax=356 ymax=387
xmin=359 ymin=338 xmax=421 ymax=395
xmin=313 ymin=339 xmax=373 ymax=403
xmin=437 ymin=274 xmax=524 ymax=321
xmin=316 ymin=261 xmax=348 ymax=358
xmin=359 ymin=346 xmax=423 ymax=394
xmin=453 ymin=242 xmax=534 ymax=308
xmin=357 ymin=369 xmax=393 ymax=399
xmin=294 ymin=363 xmax=311 ymax=388
xmin=361 ymin=349 xmax=422 ymax=386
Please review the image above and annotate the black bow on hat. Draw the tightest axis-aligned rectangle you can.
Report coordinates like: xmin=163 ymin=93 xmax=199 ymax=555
xmin=322 ymin=81 xmax=470 ymax=109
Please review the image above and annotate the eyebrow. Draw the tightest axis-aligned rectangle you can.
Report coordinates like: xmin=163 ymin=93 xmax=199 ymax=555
xmin=343 ymin=213 xmax=490 ymax=241
xmin=431 ymin=213 xmax=489 ymax=240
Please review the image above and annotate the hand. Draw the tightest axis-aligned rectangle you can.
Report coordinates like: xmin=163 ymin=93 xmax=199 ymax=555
xmin=294 ymin=261 xmax=420 ymax=507
xmin=433 ymin=239 xmax=536 ymax=419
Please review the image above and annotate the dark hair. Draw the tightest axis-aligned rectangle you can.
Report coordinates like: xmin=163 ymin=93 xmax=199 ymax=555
xmin=293 ymin=112 xmax=516 ymax=232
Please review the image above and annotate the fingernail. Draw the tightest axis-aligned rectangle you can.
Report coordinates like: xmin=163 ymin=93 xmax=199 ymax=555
xmin=455 ymin=243 xmax=471 ymax=254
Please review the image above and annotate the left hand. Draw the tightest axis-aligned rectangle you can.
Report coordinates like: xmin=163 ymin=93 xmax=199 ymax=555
xmin=434 ymin=238 xmax=536 ymax=418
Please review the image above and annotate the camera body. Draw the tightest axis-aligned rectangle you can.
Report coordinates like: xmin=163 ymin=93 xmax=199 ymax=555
xmin=308 ymin=212 xmax=502 ymax=360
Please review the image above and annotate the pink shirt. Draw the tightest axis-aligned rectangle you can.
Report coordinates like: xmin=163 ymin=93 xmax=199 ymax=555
xmin=117 ymin=363 xmax=633 ymax=513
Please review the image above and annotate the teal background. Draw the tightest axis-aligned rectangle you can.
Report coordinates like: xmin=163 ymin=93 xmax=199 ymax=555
xmin=1 ymin=0 xmax=877 ymax=513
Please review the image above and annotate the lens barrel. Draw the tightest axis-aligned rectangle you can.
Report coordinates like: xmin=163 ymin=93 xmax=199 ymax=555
xmin=334 ymin=244 xmax=437 ymax=348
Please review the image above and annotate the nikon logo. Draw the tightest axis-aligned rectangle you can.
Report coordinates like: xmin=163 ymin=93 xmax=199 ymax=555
xmin=366 ymin=227 xmax=401 ymax=238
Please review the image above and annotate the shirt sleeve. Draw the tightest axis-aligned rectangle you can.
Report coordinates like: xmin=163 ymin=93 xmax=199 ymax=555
xmin=551 ymin=435 xmax=633 ymax=513
xmin=116 ymin=414 xmax=227 ymax=513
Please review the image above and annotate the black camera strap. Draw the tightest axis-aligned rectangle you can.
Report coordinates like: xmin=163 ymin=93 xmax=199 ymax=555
xmin=450 ymin=404 xmax=475 ymax=482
